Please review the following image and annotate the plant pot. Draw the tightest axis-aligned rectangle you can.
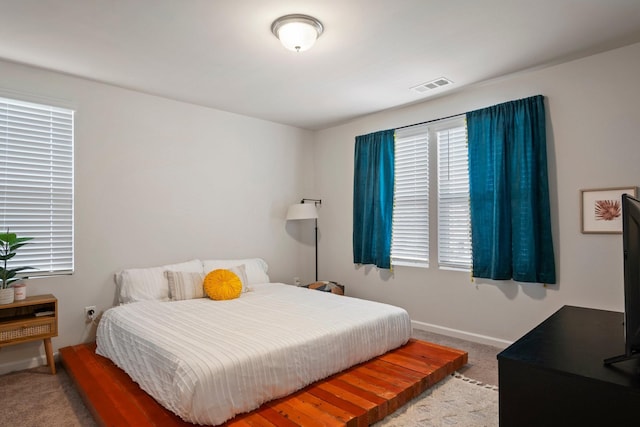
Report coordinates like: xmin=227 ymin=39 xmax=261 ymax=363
xmin=0 ymin=287 xmax=14 ymax=305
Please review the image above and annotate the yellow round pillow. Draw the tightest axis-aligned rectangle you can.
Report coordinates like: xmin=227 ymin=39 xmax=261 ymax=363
xmin=203 ymin=269 xmax=242 ymax=301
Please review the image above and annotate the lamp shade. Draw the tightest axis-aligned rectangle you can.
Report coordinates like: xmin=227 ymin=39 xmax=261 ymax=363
xmin=286 ymin=203 xmax=318 ymax=220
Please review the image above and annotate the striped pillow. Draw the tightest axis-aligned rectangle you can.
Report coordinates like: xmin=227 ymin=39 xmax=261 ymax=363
xmin=166 ymin=271 xmax=205 ymax=301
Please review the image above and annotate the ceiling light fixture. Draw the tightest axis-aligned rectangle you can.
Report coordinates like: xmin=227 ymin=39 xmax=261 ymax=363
xmin=271 ymin=14 xmax=324 ymax=52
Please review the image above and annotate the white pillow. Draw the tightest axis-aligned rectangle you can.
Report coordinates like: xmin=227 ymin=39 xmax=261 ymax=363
xmin=115 ymin=259 xmax=203 ymax=304
xmin=202 ymin=258 xmax=269 ymax=286
xmin=228 ymin=264 xmax=249 ymax=293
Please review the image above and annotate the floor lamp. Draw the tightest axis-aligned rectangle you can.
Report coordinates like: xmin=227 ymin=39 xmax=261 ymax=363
xmin=286 ymin=198 xmax=321 ymax=282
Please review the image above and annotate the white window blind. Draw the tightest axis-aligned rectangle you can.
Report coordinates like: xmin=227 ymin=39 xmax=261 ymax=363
xmin=391 ymin=124 xmax=429 ymax=267
xmin=437 ymin=124 xmax=471 ymax=269
xmin=0 ymin=96 xmax=74 ymax=277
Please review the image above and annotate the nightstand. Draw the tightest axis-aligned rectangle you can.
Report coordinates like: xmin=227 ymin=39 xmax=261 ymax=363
xmin=0 ymin=294 xmax=58 ymax=374
xmin=303 ymin=281 xmax=344 ymax=295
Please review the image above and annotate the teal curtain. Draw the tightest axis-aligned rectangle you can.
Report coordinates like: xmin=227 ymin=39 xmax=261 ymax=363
xmin=353 ymin=129 xmax=395 ymax=269
xmin=467 ymin=95 xmax=556 ymax=283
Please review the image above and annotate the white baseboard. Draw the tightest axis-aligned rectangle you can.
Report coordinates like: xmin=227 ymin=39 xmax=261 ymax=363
xmin=411 ymin=320 xmax=512 ymax=349
xmin=0 ymin=352 xmax=59 ymax=376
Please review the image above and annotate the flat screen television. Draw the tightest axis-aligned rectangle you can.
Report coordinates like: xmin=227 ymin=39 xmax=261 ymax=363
xmin=604 ymin=193 xmax=640 ymax=365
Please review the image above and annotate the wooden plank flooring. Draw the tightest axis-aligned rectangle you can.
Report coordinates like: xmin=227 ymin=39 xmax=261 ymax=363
xmin=60 ymin=339 xmax=467 ymax=427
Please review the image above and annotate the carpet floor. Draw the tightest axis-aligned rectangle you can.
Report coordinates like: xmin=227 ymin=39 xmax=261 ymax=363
xmin=374 ymin=373 xmax=498 ymax=427
xmin=0 ymin=330 xmax=501 ymax=426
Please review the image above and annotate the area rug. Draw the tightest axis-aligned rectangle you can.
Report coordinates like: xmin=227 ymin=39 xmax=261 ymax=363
xmin=374 ymin=373 xmax=498 ymax=427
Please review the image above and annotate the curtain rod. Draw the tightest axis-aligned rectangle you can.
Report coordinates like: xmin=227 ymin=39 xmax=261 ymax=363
xmin=396 ymin=95 xmax=543 ymax=130
xmin=395 ymin=112 xmax=465 ymax=130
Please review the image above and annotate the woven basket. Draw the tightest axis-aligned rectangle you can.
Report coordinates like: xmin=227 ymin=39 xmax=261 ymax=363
xmin=0 ymin=323 xmax=52 ymax=341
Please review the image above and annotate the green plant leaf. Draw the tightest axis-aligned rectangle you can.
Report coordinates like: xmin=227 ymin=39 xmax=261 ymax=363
xmin=9 ymin=266 xmax=35 ymax=272
xmin=0 ymin=230 xmax=35 ymax=288
xmin=0 ymin=232 xmax=17 ymax=242
xmin=9 ymin=242 xmax=31 ymax=252
xmin=0 ymin=270 xmax=16 ymax=280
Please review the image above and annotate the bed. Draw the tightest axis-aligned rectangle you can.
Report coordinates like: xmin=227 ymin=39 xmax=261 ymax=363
xmin=96 ymin=258 xmax=412 ymax=426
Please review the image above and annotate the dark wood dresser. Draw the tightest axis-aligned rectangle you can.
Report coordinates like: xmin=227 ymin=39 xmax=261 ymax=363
xmin=498 ymin=305 xmax=640 ymax=426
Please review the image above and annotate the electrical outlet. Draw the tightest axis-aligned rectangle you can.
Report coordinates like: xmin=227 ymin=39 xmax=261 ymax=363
xmin=84 ymin=305 xmax=97 ymax=322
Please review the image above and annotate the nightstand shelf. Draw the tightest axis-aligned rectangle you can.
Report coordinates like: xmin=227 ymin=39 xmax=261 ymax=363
xmin=0 ymin=294 xmax=58 ymax=374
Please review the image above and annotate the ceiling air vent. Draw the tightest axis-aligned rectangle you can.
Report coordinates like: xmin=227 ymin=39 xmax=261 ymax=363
xmin=410 ymin=77 xmax=453 ymax=93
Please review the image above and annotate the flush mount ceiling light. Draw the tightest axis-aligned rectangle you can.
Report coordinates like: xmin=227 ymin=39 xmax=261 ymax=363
xmin=271 ymin=14 xmax=323 ymax=52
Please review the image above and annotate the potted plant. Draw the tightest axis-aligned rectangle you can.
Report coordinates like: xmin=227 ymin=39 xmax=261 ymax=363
xmin=0 ymin=230 xmax=34 ymax=305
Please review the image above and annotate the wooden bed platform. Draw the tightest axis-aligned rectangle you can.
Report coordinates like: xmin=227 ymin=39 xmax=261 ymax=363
xmin=60 ymin=339 xmax=467 ymax=426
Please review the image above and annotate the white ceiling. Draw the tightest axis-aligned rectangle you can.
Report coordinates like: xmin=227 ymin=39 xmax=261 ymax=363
xmin=1 ymin=0 xmax=640 ymax=130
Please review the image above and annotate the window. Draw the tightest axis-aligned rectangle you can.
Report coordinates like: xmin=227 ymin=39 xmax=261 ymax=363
xmin=391 ymin=117 xmax=471 ymax=270
xmin=391 ymin=124 xmax=430 ymax=267
xmin=437 ymin=124 xmax=471 ymax=269
xmin=0 ymin=96 xmax=74 ymax=276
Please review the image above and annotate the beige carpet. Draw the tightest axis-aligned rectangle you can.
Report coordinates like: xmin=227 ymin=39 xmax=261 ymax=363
xmin=0 ymin=330 xmax=501 ymax=426
xmin=375 ymin=373 xmax=498 ymax=427
xmin=411 ymin=329 xmax=501 ymax=386
xmin=0 ymin=364 xmax=97 ymax=427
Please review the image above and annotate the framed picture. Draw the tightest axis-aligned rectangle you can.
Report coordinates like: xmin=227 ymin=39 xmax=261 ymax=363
xmin=581 ymin=187 xmax=638 ymax=234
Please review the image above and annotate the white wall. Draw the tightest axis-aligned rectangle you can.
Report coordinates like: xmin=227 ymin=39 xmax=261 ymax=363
xmin=314 ymin=42 xmax=640 ymax=347
xmin=0 ymin=59 xmax=316 ymax=372
xmin=2 ymin=41 xmax=639 ymax=372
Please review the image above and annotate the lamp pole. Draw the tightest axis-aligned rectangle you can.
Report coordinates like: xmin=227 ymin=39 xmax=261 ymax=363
xmin=301 ymin=198 xmax=322 ymax=282
xmin=314 ymin=217 xmax=318 ymax=282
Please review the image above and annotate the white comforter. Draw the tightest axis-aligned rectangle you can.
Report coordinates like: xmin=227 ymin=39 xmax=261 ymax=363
xmin=96 ymin=283 xmax=412 ymax=425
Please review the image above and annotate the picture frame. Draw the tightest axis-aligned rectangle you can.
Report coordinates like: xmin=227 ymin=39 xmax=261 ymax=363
xmin=581 ymin=187 xmax=638 ymax=234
